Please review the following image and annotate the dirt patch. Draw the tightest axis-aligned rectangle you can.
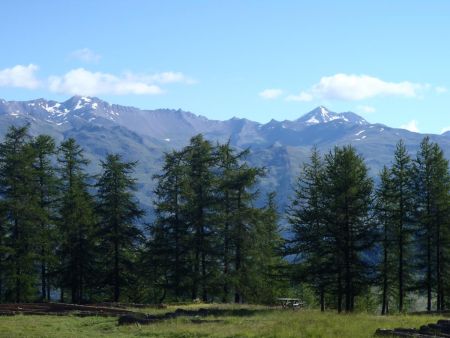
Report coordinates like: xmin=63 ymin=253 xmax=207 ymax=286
xmin=118 ymin=307 xmax=266 ymax=325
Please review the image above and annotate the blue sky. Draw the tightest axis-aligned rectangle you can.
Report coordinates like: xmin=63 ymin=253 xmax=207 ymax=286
xmin=1 ymin=0 xmax=450 ymax=133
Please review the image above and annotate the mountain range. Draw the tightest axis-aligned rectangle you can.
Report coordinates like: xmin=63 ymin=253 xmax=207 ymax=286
xmin=1 ymin=96 xmax=449 ymax=214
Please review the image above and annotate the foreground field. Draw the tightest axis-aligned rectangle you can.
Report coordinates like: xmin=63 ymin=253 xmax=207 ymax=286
xmin=0 ymin=303 xmax=443 ymax=338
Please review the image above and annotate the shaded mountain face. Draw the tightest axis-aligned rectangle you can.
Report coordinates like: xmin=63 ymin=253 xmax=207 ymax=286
xmin=1 ymin=96 xmax=449 ymax=214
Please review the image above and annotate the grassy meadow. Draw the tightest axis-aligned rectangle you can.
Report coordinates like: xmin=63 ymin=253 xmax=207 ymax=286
xmin=0 ymin=303 xmax=444 ymax=338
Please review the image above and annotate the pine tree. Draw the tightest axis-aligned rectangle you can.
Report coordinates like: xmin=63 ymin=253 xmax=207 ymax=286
xmin=215 ymin=142 xmax=248 ymax=302
xmin=288 ymin=147 xmax=331 ymax=311
xmin=429 ymin=143 xmax=450 ymax=310
xmin=245 ymin=192 xmax=286 ymax=304
xmin=0 ymin=125 xmax=39 ymax=302
xmin=96 ymin=153 xmax=144 ymax=302
xmin=183 ymin=135 xmax=218 ymax=301
xmin=228 ymin=157 xmax=264 ymax=304
xmin=32 ymin=134 xmax=58 ymax=301
xmin=414 ymin=137 xmax=436 ymax=311
xmin=390 ymin=140 xmax=415 ymax=312
xmin=414 ymin=137 xmax=450 ymax=311
xmin=215 ymin=141 xmax=265 ymax=303
xmin=376 ymin=166 xmax=396 ymax=315
xmin=57 ymin=138 xmax=96 ymax=304
xmin=149 ymin=149 xmax=190 ymax=301
xmin=322 ymin=146 xmax=375 ymax=312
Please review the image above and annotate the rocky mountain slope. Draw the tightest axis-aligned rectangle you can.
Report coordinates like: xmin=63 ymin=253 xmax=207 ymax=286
xmin=1 ymin=96 xmax=449 ymax=214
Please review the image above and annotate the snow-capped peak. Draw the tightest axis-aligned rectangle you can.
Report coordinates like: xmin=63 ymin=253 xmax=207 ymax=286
xmin=297 ymin=106 xmax=368 ymax=126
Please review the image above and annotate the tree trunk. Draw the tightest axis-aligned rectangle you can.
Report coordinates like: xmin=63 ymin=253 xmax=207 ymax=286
xmin=382 ymin=222 xmax=388 ymax=315
xmin=337 ymin=269 xmax=342 ymax=313
xmin=320 ymin=287 xmax=325 ymax=312
xmin=437 ymin=222 xmax=442 ymax=311
xmin=114 ymin=238 xmax=120 ymax=302
xmin=41 ymin=258 xmax=46 ymax=301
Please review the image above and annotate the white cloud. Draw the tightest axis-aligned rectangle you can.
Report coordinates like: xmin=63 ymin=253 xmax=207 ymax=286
xmin=356 ymin=105 xmax=376 ymax=114
xmin=291 ymin=74 xmax=425 ymax=101
xmin=48 ymin=68 xmax=164 ymax=96
xmin=125 ymin=71 xmax=196 ymax=85
xmin=0 ymin=64 xmax=40 ymax=89
xmin=436 ymin=86 xmax=448 ymax=94
xmin=400 ymin=120 xmax=419 ymax=133
xmin=70 ymin=48 xmax=101 ymax=63
xmin=259 ymin=88 xmax=283 ymax=100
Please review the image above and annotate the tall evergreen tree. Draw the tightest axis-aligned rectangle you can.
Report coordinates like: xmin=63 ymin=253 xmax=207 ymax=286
xmin=183 ymin=135 xmax=218 ymax=301
xmin=376 ymin=166 xmax=396 ymax=315
xmin=322 ymin=146 xmax=375 ymax=312
xmin=288 ymin=147 xmax=331 ymax=311
xmin=96 ymin=154 xmax=144 ymax=302
xmin=245 ymin=192 xmax=286 ymax=304
xmin=0 ymin=125 xmax=39 ymax=302
xmin=149 ymin=149 xmax=191 ymax=301
xmin=57 ymin=138 xmax=96 ymax=304
xmin=215 ymin=142 xmax=247 ymax=302
xmin=215 ymin=141 xmax=264 ymax=303
xmin=414 ymin=137 xmax=450 ymax=311
xmin=414 ymin=137 xmax=436 ymax=311
xmin=289 ymin=146 xmax=375 ymax=313
xmin=32 ymin=135 xmax=58 ymax=301
xmin=429 ymin=143 xmax=450 ymax=310
xmin=390 ymin=140 xmax=415 ymax=312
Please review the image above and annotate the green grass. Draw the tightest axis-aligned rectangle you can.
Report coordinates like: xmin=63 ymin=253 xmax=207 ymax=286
xmin=0 ymin=303 xmax=444 ymax=338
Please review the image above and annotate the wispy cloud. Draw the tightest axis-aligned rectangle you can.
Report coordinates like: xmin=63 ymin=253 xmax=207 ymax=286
xmin=259 ymin=88 xmax=283 ymax=100
xmin=70 ymin=48 xmax=101 ymax=63
xmin=0 ymin=64 xmax=40 ymax=89
xmin=288 ymin=74 xmax=427 ymax=101
xmin=436 ymin=86 xmax=448 ymax=94
xmin=48 ymin=68 xmax=165 ymax=96
xmin=400 ymin=120 xmax=419 ymax=133
xmin=125 ymin=71 xmax=196 ymax=85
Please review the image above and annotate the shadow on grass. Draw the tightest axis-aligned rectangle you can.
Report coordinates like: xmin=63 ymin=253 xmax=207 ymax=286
xmin=119 ymin=307 xmax=272 ymax=325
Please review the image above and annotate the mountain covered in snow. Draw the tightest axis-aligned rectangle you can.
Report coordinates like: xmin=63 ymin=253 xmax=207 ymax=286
xmin=1 ymin=96 xmax=450 ymax=212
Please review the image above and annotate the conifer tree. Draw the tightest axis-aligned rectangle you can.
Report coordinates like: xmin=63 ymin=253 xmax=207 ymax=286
xmin=390 ymin=140 xmax=415 ymax=312
xmin=96 ymin=154 xmax=144 ymax=302
xmin=57 ymin=138 xmax=96 ymax=304
xmin=229 ymin=159 xmax=264 ymax=304
xmin=215 ymin=142 xmax=247 ymax=302
xmin=32 ymin=135 xmax=58 ymax=301
xmin=0 ymin=125 xmax=39 ymax=302
xmin=322 ymin=146 xmax=375 ymax=312
xmin=149 ymin=150 xmax=190 ymax=301
xmin=288 ymin=147 xmax=331 ymax=311
xmin=183 ymin=135 xmax=218 ymax=301
xmin=245 ymin=192 xmax=286 ymax=304
xmin=376 ymin=166 xmax=396 ymax=315
xmin=429 ymin=143 xmax=450 ymax=310
xmin=215 ymin=141 xmax=265 ymax=303
xmin=414 ymin=137 xmax=450 ymax=311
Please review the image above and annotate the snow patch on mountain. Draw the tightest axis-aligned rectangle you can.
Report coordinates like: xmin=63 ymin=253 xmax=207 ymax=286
xmin=296 ymin=106 xmax=367 ymax=126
